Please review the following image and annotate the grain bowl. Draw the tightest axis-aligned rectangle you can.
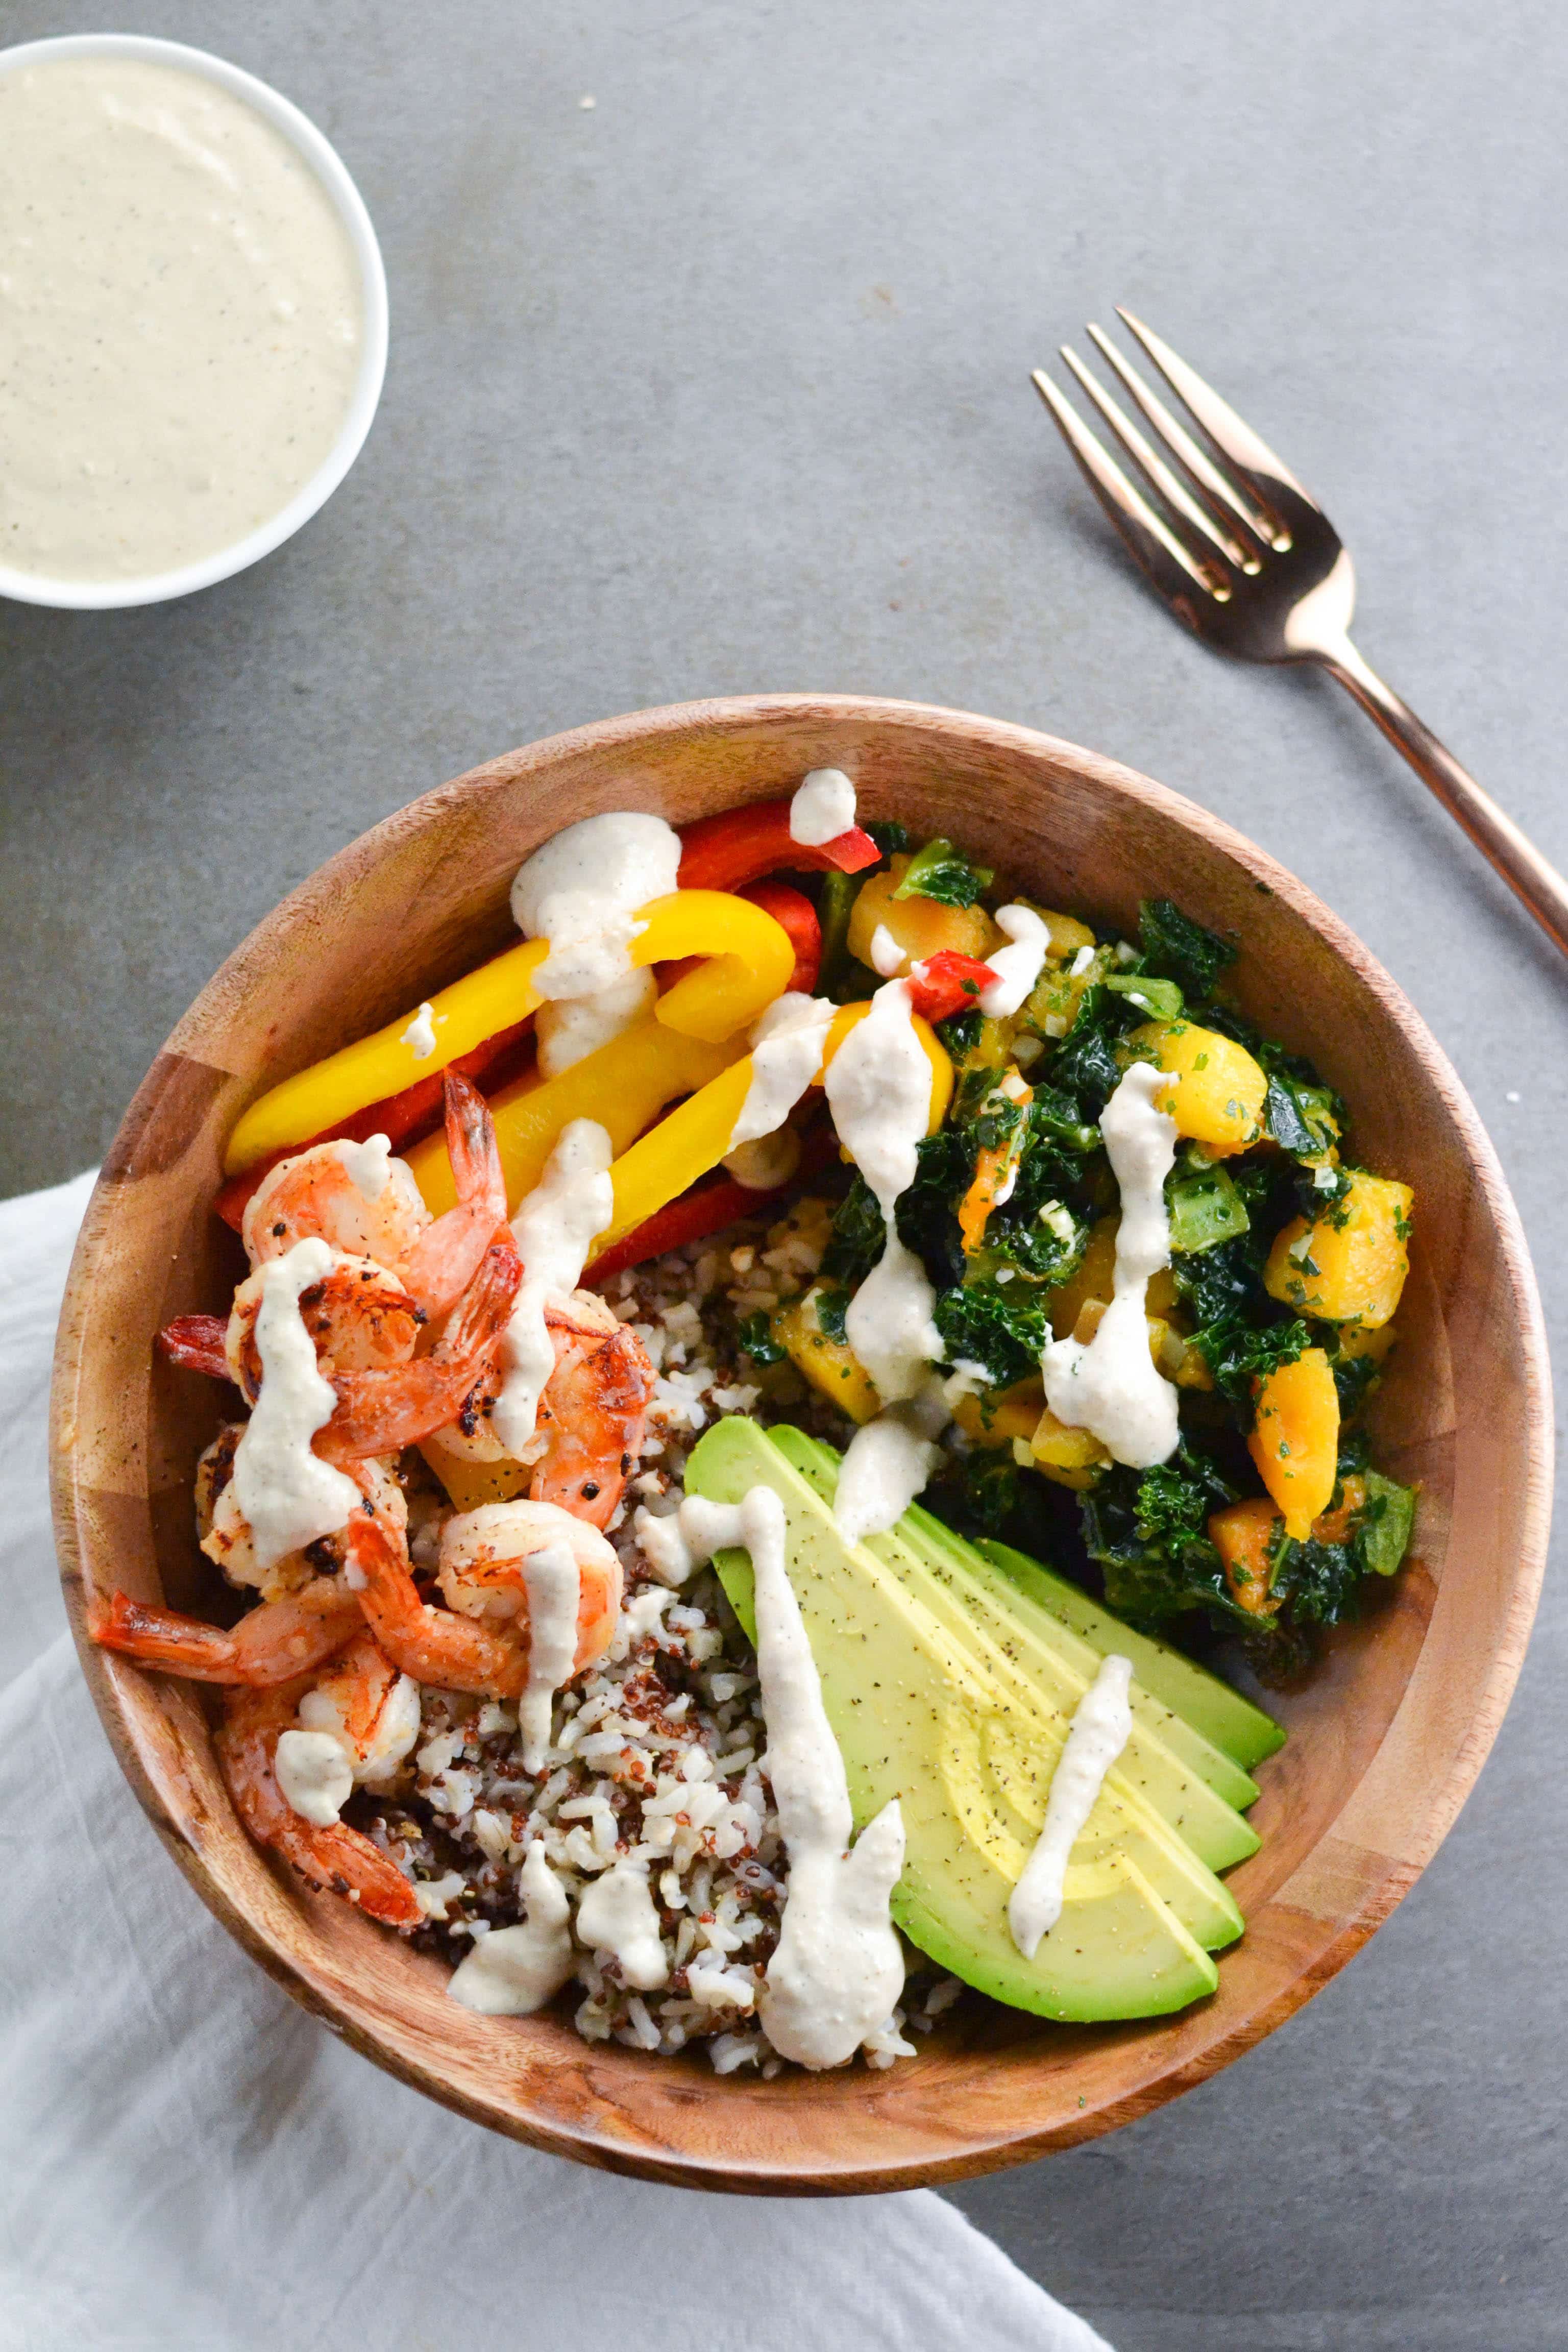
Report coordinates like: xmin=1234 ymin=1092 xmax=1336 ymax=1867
xmin=51 ymin=693 xmax=1551 ymax=2192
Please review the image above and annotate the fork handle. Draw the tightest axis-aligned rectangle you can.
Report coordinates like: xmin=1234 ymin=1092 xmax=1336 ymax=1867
xmin=1318 ymin=636 xmax=1568 ymax=958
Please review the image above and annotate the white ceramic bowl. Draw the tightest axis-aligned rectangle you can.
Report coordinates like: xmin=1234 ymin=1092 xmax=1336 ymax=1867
xmin=0 ymin=34 xmax=389 ymax=611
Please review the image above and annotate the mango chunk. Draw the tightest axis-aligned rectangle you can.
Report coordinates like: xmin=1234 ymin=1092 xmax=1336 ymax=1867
xmin=1264 ymin=1169 xmax=1412 ymax=1329
xmin=1209 ymin=1496 xmax=1283 ymax=1615
xmin=1130 ymin=1019 xmax=1267 ymax=1155
xmin=1247 ymin=1348 xmax=1340 ymax=1540
xmin=772 ymin=1287 xmax=881 ymax=1425
xmin=1027 ymin=1404 xmax=1111 ymax=1490
xmin=950 ymin=1377 xmax=1045 ymax=1447
xmin=848 ymin=855 xmax=999 ymax=972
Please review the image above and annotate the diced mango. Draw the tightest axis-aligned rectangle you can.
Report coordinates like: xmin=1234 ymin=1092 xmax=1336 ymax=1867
xmin=1047 ymin=1215 xmax=1118 ymax=1338
xmin=950 ymin=1378 xmax=1045 ymax=1446
xmin=1027 ymin=1404 xmax=1111 ymax=1489
xmin=771 ymin=1288 xmax=881 ymax=1425
xmin=1129 ymin=1019 xmax=1267 ymax=1155
xmin=1335 ymin=1320 xmax=1397 ymax=1366
xmin=419 ymin=1440 xmax=530 ymax=1513
xmin=1309 ymin=1472 xmax=1367 ymax=1549
xmin=1209 ymin=1496 xmax=1283 ymax=1615
xmin=1247 ymin=1348 xmax=1340 ymax=1540
xmin=1070 ymin=1297 xmax=1175 ymax=1375
xmin=847 ymin=856 xmax=999 ymax=972
xmin=1264 ymin=1171 xmax=1412 ymax=1329
xmin=1035 ymin=908 xmax=1098 ymax=961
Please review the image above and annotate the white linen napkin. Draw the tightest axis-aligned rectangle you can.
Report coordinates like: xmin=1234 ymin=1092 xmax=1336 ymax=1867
xmin=0 ymin=1171 xmax=1111 ymax=2352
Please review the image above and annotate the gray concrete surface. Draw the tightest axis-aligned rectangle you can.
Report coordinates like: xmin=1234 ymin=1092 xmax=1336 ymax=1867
xmin=4 ymin=3 xmax=1564 ymax=2342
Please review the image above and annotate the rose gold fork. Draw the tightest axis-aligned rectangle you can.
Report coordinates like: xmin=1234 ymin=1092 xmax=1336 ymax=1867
xmin=1033 ymin=310 xmax=1568 ymax=957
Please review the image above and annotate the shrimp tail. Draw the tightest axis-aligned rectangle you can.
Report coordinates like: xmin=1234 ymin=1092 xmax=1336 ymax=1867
xmin=398 ymin=1073 xmax=510 ymax=1321
xmin=87 ymin=1578 xmax=363 ymax=1685
xmin=157 ymin=1316 xmax=235 ymax=1381
xmin=347 ymin=1511 xmax=527 ymax=1699
xmin=216 ymin=1684 xmax=422 ymax=1928
xmin=323 ymin=1235 xmax=523 ymax=1460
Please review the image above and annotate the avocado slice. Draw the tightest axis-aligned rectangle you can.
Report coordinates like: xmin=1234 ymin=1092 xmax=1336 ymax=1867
xmin=771 ymin=1428 xmax=1259 ymax=1870
xmin=783 ymin=1446 xmax=1264 ymax=1805
xmin=975 ymin=1537 xmax=1286 ymax=1770
xmin=684 ymin=1416 xmax=1222 ymax=2021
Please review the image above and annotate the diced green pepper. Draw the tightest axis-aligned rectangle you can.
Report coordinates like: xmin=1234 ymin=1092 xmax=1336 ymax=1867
xmin=1358 ymin=1469 xmax=1416 ymax=1576
xmin=1166 ymin=1160 xmax=1250 ymax=1255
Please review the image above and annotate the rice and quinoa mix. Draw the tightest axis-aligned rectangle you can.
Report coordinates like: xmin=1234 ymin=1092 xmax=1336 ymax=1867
xmin=350 ymin=1198 xmax=963 ymax=2075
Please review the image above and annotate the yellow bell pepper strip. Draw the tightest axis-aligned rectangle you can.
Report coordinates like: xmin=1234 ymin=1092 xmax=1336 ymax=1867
xmin=225 ymin=888 xmax=794 ymax=1174
xmin=640 ymin=891 xmax=795 ymax=1043
xmin=405 ymin=1016 xmax=743 ymax=1218
xmin=225 ymin=939 xmax=551 ymax=1174
xmin=594 ymin=1001 xmax=952 ymax=1256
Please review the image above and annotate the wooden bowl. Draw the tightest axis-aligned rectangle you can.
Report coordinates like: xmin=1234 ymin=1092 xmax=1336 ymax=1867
xmin=51 ymin=694 xmax=1553 ymax=2194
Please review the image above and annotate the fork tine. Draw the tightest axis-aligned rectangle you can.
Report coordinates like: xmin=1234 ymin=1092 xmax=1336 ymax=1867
xmin=1116 ymin=308 xmax=1316 ymax=525
xmin=1058 ymin=343 xmax=1258 ymax=574
xmin=1030 ymin=370 xmax=1229 ymax=606
xmin=1084 ymin=323 xmax=1277 ymax=551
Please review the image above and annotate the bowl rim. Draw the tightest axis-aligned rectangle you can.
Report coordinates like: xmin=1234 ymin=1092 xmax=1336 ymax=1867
xmin=0 ymin=32 xmax=389 ymax=612
xmin=51 ymin=692 xmax=1556 ymax=2191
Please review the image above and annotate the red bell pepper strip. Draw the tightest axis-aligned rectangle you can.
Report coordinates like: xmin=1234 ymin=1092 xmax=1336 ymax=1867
xmin=585 ymin=1122 xmax=837 ymax=1281
xmin=676 ymin=798 xmax=879 ymax=893
xmin=738 ymin=880 xmax=821 ymax=994
xmin=905 ymin=951 xmax=998 ymax=1025
xmin=214 ymin=1017 xmax=536 ymax=1234
xmin=157 ymin=1316 xmax=234 ymax=1381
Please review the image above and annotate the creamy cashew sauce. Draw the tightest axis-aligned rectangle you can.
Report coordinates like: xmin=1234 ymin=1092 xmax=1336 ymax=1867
xmin=678 ymin=1486 xmax=906 ymax=2067
xmin=1009 ymin=1654 xmax=1133 ymax=1956
xmin=492 ymin=1118 xmax=615 ymax=1457
xmin=230 ymin=1237 xmax=359 ymax=1571
xmin=1040 ymin=1064 xmax=1181 ymax=1468
xmin=789 ymin=768 xmax=856 ymax=846
xmin=728 ymin=991 xmax=836 ymax=1152
xmin=978 ymin=904 xmax=1050 ymax=1017
xmin=401 ymin=1002 xmax=439 ymax=1061
xmin=575 ymin=1859 xmax=670 ymax=1990
xmin=0 ymin=55 xmax=363 ymax=582
xmin=510 ymin=813 xmax=682 ymax=1000
xmin=274 ymin=1728 xmax=352 ymax=1826
xmin=517 ymin=1538 xmax=581 ymax=1773
xmin=447 ymin=1842 xmax=576 ymax=2016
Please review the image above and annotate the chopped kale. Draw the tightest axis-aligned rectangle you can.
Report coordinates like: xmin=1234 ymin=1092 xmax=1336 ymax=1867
xmin=1044 ymin=991 xmax=1126 ymax=1114
xmin=1191 ymin=1312 xmax=1311 ymax=1408
xmin=892 ymin=836 xmax=995 ymax=909
xmin=821 ymin=1177 xmax=885 ymax=1289
xmin=1103 ymin=971 xmax=1185 ymax=1022
xmin=736 ymin=1310 xmax=785 ymax=1366
xmin=1357 ymin=1469 xmax=1416 ymax=1576
xmin=936 ymin=1007 xmax=985 ymax=1059
xmin=1270 ymin=1536 xmax=1364 ymax=1627
xmin=1265 ymin=1069 xmax=1339 ymax=1159
xmin=953 ymin=1446 xmax=1022 ymax=1537
xmin=864 ymin=819 xmax=911 ymax=861
xmin=1137 ymin=898 xmax=1237 ymax=1002
xmin=1082 ymin=1451 xmax=1248 ymax=1629
xmin=1166 ymin=1159 xmax=1250 ymax=1255
xmin=932 ymin=1280 xmax=1052 ymax=1388
xmin=813 ymin=1285 xmax=852 ymax=1344
xmin=815 ymin=869 xmax=861 ymax=995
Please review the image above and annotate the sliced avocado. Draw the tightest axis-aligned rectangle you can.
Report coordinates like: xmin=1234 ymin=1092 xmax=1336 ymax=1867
xmin=684 ymin=1415 xmax=1223 ymax=2021
xmin=770 ymin=1429 xmax=1257 ymax=1873
xmin=975 ymin=1536 xmax=1286 ymax=1770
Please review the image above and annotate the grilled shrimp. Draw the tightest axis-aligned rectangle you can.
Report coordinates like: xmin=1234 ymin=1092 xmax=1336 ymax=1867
xmin=432 ymin=1292 xmax=652 ymax=1531
xmin=320 ymin=1236 xmax=522 ymax=1462
xmin=347 ymin=1499 xmax=620 ymax=1699
xmin=347 ymin=1508 xmax=530 ymax=1700
xmin=87 ymin=1575 xmax=363 ymax=1685
xmin=216 ymin=1674 xmax=423 ymax=1927
xmin=226 ymin=1252 xmax=420 ymax=1403
xmin=200 ymin=1447 xmax=406 ymax=1602
xmin=437 ymin=1499 xmax=621 ymax=1665
xmin=241 ymin=1075 xmax=507 ymax=1321
xmin=243 ymin=1137 xmax=431 ymax=1274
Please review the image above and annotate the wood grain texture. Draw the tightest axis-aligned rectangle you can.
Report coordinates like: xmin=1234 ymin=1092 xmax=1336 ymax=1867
xmin=49 ymin=693 xmax=1554 ymax=2194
